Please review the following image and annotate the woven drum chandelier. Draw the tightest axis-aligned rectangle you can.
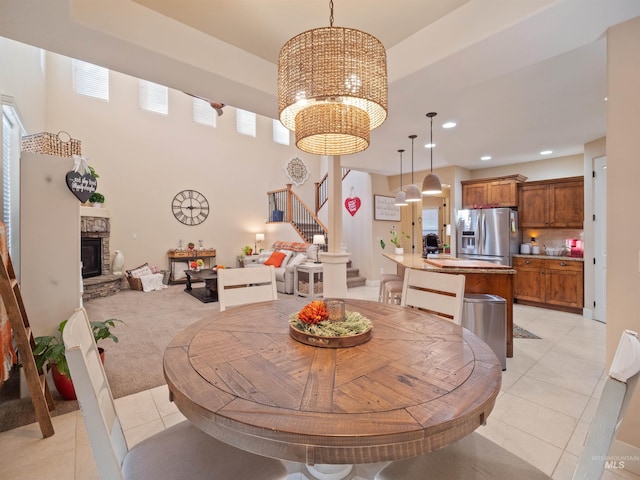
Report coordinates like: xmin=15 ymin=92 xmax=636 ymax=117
xmin=278 ymin=0 xmax=388 ymax=156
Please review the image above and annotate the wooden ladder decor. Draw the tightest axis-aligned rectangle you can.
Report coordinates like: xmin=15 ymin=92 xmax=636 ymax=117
xmin=0 ymin=251 xmax=55 ymax=438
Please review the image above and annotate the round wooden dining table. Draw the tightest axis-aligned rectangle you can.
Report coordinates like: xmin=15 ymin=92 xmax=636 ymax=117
xmin=163 ymin=297 xmax=502 ymax=470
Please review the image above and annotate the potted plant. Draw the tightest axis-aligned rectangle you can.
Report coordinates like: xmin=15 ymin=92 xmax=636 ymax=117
xmin=187 ymin=242 xmax=195 ymax=251
xmin=89 ymin=192 xmax=104 ymax=207
xmin=34 ymin=317 xmax=124 ymax=400
xmin=390 ymin=230 xmax=410 ymax=254
xmin=242 ymin=245 xmax=253 ymax=256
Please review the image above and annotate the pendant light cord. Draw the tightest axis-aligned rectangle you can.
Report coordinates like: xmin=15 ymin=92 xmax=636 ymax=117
xmin=426 ymin=112 xmax=437 ymax=172
xmin=430 ymin=117 xmax=433 ymax=172
xmin=329 ymin=0 xmax=334 ymax=26
xmin=398 ymin=149 xmax=404 ymax=189
xmin=409 ymin=134 xmax=417 ymax=184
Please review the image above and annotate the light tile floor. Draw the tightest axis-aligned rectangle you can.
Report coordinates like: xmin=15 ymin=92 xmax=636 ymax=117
xmin=0 ymin=285 xmax=638 ymax=479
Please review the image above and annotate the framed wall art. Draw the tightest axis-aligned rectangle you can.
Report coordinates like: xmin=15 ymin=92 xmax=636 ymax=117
xmin=374 ymin=195 xmax=401 ymax=221
xmin=284 ymin=157 xmax=309 ymax=187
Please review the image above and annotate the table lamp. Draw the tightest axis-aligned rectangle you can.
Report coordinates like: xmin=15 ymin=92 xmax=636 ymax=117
xmin=313 ymin=234 xmax=325 ymax=263
xmin=255 ymin=233 xmax=264 ymax=253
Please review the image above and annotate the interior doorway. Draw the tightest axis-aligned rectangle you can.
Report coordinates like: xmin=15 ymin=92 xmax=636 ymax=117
xmin=594 ymin=156 xmax=607 ymax=322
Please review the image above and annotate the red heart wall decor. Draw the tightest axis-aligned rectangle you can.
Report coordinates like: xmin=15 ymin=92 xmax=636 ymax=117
xmin=344 ymin=197 xmax=361 ymax=216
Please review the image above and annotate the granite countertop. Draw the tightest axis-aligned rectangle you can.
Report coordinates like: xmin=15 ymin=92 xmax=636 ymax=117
xmin=512 ymin=254 xmax=584 ymax=262
xmin=383 ymin=253 xmax=516 ymax=274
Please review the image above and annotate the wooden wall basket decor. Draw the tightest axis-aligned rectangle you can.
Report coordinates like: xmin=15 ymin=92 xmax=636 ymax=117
xmin=22 ymin=131 xmax=81 ymax=157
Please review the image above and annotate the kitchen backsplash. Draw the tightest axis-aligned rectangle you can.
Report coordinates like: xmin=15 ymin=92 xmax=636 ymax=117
xmin=521 ymin=229 xmax=584 ymax=250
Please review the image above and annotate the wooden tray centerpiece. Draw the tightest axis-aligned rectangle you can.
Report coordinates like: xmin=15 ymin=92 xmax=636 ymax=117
xmin=289 ymin=300 xmax=372 ymax=348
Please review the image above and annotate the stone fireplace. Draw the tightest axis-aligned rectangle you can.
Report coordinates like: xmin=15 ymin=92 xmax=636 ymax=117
xmin=81 ymin=210 xmax=122 ymax=299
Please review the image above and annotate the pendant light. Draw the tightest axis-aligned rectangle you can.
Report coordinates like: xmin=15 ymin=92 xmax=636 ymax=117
xmin=422 ymin=112 xmax=443 ymax=195
xmin=405 ymin=134 xmax=421 ymax=202
xmin=278 ymin=0 xmax=388 ymax=156
xmin=394 ymin=149 xmax=408 ymax=206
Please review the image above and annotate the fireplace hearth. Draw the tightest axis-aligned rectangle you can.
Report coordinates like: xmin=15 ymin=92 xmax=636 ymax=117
xmin=81 ymin=211 xmax=122 ymax=299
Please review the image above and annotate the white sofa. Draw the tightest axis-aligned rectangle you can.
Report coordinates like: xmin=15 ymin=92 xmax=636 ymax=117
xmin=243 ymin=241 xmax=318 ymax=294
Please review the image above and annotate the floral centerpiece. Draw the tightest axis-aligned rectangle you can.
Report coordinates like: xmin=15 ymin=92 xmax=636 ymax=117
xmin=289 ymin=300 xmax=372 ymax=344
xmin=189 ymin=259 xmax=204 ymax=270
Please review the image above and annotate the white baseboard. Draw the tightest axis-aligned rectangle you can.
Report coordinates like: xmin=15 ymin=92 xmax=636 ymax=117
xmin=609 ymin=440 xmax=640 ymax=475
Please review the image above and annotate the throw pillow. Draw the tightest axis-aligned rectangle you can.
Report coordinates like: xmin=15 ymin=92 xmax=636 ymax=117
xmin=127 ymin=263 xmax=153 ymax=278
xmin=278 ymin=250 xmax=294 ymax=267
xmin=264 ymin=251 xmax=287 ymax=267
xmin=289 ymin=252 xmax=307 ymax=267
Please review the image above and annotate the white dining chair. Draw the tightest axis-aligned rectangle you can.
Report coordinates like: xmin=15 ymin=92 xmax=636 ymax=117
xmin=375 ymin=329 xmax=640 ymax=480
xmin=63 ymin=307 xmax=288 ymax=480
xmin=217 ymin=264 xmax=278 ymax=311
xmin=400 ymin=269 xmax=466 ymax=324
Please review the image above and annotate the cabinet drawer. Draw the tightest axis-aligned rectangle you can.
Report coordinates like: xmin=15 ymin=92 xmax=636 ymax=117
xmin=542 ymin=259 xmax=583 ymax=272
xmin=513 ymin=257 xmax=545 ymax=269
xmin=169 ymin=251 xmax=192 ymax=258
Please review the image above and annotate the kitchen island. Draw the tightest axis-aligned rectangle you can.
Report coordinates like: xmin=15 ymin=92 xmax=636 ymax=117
xmin=383 ymin=253 xmax=516 ymax=357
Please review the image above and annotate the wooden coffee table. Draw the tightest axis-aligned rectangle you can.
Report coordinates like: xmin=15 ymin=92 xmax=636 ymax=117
xmin=184 ymin=269 xmax=218 ymax=303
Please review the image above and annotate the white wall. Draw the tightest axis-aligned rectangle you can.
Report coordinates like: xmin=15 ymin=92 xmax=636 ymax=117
xmin=0 ymin=37 xmax=46 ymax=132
xmin=41 ymin=52 xmax=320 ymax=271
xmin=20 ymin=153 xmax=80 ymax=335
xmin=606 ymin=16 xmax=640 ymax=461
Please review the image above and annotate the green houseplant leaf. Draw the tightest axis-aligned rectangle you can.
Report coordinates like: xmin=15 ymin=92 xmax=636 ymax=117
xmin=34 ymin=318 xmax=124 ymax=378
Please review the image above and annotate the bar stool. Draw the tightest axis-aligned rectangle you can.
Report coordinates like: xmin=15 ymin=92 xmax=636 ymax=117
xmin=383 ymin=280 xmax=404 ymax=304
xmin=378 ymin=274 xmax=402 ymax=302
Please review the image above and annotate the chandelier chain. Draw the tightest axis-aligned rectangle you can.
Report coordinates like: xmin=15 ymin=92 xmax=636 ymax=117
xmin=329 ymin=0 xmax=334 ymax=26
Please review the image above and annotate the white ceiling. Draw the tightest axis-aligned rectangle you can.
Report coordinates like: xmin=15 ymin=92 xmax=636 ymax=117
xmin=1 ymin=0 xmax=640 ymax=175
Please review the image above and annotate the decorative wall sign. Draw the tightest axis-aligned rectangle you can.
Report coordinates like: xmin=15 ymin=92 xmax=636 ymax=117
xmin=374 ymin=195 xmax=401 ymax=221
xmin=66 ymin=154 xmax=97 ymax=202
xmin=65 ymin=171 xmax=97 ymax=202
xmin=172 ymin=189 xmax=209 ymax=226
xmin=344 ymin=196 xmax=361 ymax=217
xmin=284 ymin=157 xmax=309 ymax=187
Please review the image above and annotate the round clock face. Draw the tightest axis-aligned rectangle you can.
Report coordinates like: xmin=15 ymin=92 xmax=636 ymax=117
xmin=172 ymin=190 xmax=209 ymax=226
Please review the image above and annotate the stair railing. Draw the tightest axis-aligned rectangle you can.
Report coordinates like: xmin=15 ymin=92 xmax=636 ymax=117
xmin=267 ymin=184 xmax=328 ymax=244
xmin=315 ymin=168 xmax=351 ymax=213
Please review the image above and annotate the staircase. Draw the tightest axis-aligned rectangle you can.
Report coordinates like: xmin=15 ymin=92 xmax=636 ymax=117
xmin=347 ymin=261 xmax=366 ymax=289
xmin=266 ymin=183 xmax=366 ymax=289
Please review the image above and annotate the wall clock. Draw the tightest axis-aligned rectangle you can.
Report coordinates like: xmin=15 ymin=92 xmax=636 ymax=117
xmin=172 ymin=189 xmax=209 ymax=226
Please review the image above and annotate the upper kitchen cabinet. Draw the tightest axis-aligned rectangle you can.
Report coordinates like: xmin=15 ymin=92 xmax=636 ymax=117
xmin=461 ymin=174 xmax=527 ymax=209
xmin=518 ymin=176 xmax=584 ymax=228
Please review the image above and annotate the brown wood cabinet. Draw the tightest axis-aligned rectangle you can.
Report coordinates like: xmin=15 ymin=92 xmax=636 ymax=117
xmin=518 ymin=176 xmax=584 ymax=228
xmin=513 ymin=256 xmax=584 ymax=313
xmin=461 ymin=174 xmax=527 ymax=208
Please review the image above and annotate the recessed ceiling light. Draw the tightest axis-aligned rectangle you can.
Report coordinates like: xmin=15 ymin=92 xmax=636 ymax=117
xmin=424 ymin=143 xmax=435 ymax=149
xmin=442 ymin=121 xmax=456 ymax=129
xmin=480 ymin=156 xmax=492 ymax=161
xmin=540 ymin=150 xmax=553 ymax=155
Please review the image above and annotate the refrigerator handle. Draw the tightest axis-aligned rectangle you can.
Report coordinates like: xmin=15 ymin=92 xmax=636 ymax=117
xmin=481 ymin=211 xmax=487 ymax=255
xmin=477 ymin=211 xmax=484 ymax=255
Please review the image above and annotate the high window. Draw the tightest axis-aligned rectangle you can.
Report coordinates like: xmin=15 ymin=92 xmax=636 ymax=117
xmin=139 ymin=80 xmax=168 ymax=114
xmin=236 ymin=109 xmax=256 ymax=137
xmin=192 ymin=97 xmax=217 ymax=127
xmin=272 ymin=120 xmax=290 ymax=145
xmin=72 ymin=59 xmax=109 ymax=100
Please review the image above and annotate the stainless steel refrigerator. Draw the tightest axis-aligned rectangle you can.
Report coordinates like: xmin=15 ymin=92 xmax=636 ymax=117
xmin=456 ymin=208 xmax=519 ymax=266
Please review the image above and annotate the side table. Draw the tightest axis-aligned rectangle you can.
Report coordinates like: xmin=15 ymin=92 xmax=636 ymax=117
xmin=237 ymin=254 xmax=260 ymax=267
xmin=167 ymin=249 xmax=216 ymax=284
xmin=294 ymin=263 xmax=323 ymax=298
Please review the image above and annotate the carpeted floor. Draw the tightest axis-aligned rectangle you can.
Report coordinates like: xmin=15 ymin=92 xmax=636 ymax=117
xmin=0 ymin=284 xmax=220 ymax=433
